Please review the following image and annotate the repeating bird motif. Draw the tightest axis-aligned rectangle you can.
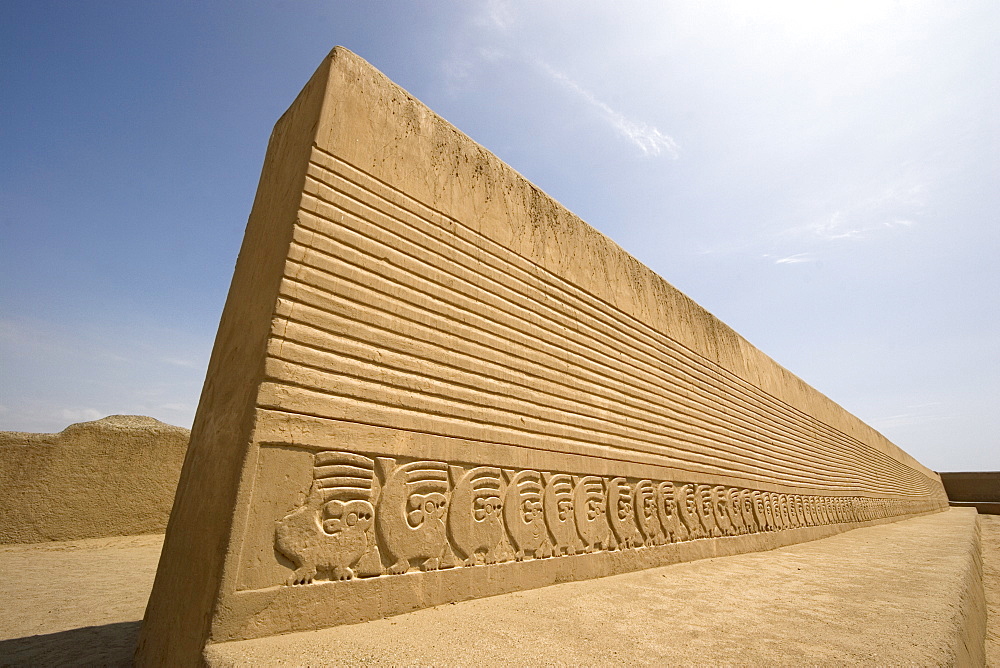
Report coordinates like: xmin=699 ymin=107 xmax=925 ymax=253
xmin=608 ymin=477 xmax=643 ymax=549
xmin=542 ymin=472 xmax=579 ymax=556
xmin=504 ymin=470 xmax=551 ymax=560
xmin=449 ymin=466 xmax=504 ymax=565
xmin=377 ymin=459 xmax=452 ymax=574
xmin=656 ymin=481 xmax=687 ymax=543
xmin=275 ymin=450 xmax=376 ymax=584
xmin=574 ymin=476 xmax=610 ymax=552
xmin=676 ymin=483 xmax=703 ymax=538
xmin=274 ymin=452 xmax=933 ymax=586
xmin=633 ymin=479 xmax=663 ymax=546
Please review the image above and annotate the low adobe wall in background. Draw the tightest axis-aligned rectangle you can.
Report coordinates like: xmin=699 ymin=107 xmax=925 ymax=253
xmin=136 ymin=47 xmax=950 ymax=665
xmin=0 ymin=416 xmax=189 ymax=544
xmin=940 ymin=471 xmax=1000 ymax=515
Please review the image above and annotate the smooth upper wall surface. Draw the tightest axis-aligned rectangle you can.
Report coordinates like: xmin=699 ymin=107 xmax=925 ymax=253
xmin=0 ymin=415 xmax=189 ymax=543
xmin=136 ymin=47 xmax=948 ymax=665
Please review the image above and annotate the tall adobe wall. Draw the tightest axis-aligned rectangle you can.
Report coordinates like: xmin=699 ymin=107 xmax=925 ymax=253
xmin=136 ymin=47 xmax=948 ymax=665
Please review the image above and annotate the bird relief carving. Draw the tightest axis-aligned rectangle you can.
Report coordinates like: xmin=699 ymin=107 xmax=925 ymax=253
xmin=376 ymin=458 xmax=453 ymax=574
xmin=448 ymin=465 xmax=505 ymax=566
xmin=272 ymin=448 xmax=927 ymax=586
xmin=503 ymin=469 xmax=552 ymax=560
xmin=275 ymin=450 xmax=377 ymax=584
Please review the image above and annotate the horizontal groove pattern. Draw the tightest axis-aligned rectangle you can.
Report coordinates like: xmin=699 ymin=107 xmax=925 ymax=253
xmin=259 ymin=145 xmax=939 ymax=499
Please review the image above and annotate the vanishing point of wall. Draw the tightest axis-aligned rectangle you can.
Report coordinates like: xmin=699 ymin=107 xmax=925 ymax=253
xmin=136 ymin=47 xmax=948 ymax=665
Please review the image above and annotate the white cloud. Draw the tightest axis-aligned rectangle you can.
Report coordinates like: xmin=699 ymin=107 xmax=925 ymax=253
xmin=476 ymin=46 xmax=507 ymax=63
xmin=807 ymin=211 xmax=866 ymax=240
xmin=474 ymin=0 xmax=515 ymax=32
xmin=161 ymin=357 xmax=200 ymax=369
xmin=871 ymin=405 xmax=953 ymax=430
xmin=60 ymin=408 xmax=103 ymax=423
xmin=158 ymin=402 xmax=193 ymax=413
xmin=771 ymin=252 xmax=817 ymax=265
xmin=441 ymin=56 xmax=474 ymax=87
xmin=784 ymin=180 xmax=925 ymax=243
xmin=538 ymin=61 xmax=680 ymax=158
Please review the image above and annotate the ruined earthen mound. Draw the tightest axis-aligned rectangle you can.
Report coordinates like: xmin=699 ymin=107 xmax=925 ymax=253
xmin=0 ymin=416 xmax=190 ymax=543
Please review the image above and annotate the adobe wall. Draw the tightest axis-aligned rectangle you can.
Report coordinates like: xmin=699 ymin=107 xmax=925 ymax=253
xmin=940 ymin=471 xmax=1000 ymax=515
xmin=940 ymin=472 xmax=1000 ymax=502
xmin=136 ymin=47 xmax=949 ymax=665
xmin=0 ymin=416 xmax=189 ymax=543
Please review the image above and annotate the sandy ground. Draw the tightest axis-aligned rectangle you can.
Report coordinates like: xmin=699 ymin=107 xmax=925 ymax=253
xmin=0 ymin=534 xmax=162 ymax=666
xmin=0 ymin=510 xmax=994 ymax=666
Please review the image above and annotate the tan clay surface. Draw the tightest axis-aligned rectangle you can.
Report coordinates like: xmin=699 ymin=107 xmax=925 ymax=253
xmin=0 ymin=416 xmax=189 ymax=543
xmin=0 ymin=534 xmax=162 ymax=666
xmin=137 ymin=47 xmax=949 ymax=663
xmin=0 ymin=508 xmax=989 ymax=666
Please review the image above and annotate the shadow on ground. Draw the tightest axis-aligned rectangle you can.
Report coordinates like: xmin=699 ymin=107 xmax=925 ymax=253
xmin=0 ymin=621 xmax=139 ymax=667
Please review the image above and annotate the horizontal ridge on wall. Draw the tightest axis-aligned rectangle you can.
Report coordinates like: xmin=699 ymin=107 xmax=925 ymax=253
xmin=260 ymin=147 xmax=939 ymax=499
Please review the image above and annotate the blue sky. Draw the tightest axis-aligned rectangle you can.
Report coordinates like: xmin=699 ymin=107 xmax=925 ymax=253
xmin=1 ymin=1 xmax=997 ymax=471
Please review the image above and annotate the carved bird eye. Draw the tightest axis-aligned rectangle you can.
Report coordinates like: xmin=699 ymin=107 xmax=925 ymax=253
xmin=346 ymin=512 xmax=358 ymax=526
xmin=522 ymin=499 xmax=542 ymax=521
xmin=557 ymin=498 xmax=573 ymax=520
xmin=586 ymin=498 xmax=604 ymax=520
xmin=407 ymin=494 xmax=428 ymax=527
xmin=617 ymin=499 xmax=631 ymax=520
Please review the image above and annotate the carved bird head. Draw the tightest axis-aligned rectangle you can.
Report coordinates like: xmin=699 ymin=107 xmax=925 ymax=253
xmin=406 ymin=491 xmax=449 ymax=528
xmin=322 ymin=499 xmax=374 ymax=535
xmin=473 ymin=493 xmax=503 ymax=522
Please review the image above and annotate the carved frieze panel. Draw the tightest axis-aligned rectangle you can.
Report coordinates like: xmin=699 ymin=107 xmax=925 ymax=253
xmin=273 ymin=448 xmax=939 ymax=584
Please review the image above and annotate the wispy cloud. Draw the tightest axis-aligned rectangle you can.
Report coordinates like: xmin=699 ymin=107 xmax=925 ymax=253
xmin=441 ymin=45 xmax=510 ymax=94
xmin=764 ymin=252 xmax=817 ymax=265
xmin=538 ymin=62 xmax=680 ymax=158
xmin=161 ymin=357 xmax=200 ymax=369
xmin=871 ymin=402 xmax=953 ymax=430
xmin=474 ymin=0 xmax=514 ymax=32
xmin=788 ymin=181 xmax=925 ymax=242
xmin=808 ymin=211 xmax=865 ymax=240
xmin=60 ymin=407 xmax=102 ymax=423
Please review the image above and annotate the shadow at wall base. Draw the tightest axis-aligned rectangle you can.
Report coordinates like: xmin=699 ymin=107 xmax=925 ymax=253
xmin=0 ymin=622 xmax=139 ymax=667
